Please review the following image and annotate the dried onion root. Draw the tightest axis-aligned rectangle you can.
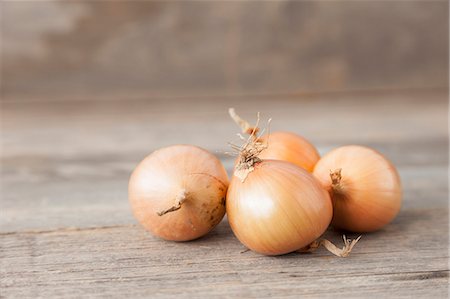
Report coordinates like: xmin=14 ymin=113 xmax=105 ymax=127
xmin=298 ymin=235 xmax=362 ymax=257
xmin=228 ymin=108 xmax=320 ymax=172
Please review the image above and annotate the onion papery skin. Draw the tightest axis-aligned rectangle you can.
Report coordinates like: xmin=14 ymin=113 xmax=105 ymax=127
xmin=129 ymin=145 xmax=229 ymax=241
xmin=313 ymin=145 xmax=402 ymax=233
xmin=257 ymin=132 xmax=320 ymax=172
xmin=227 ymin=160 xmax=333 ymax=255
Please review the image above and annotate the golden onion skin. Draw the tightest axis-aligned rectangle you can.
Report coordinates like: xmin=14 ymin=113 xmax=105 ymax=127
xmin=129 ymin=145 xmax=228 ymax=241
xmin=313 ymin=145 xmax=402 ymax=233
xmin=227 ymin=160 xmax=333 ymax=255
xmin=258 ymin=132 xmax=320 ymax=172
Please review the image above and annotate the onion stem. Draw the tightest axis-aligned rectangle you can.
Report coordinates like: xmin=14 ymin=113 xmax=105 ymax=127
xmin=229 ymin=108 xmax=259 ymax=136
xmin=157 ymin=190 xmax=187 ymax=216
xmin=330 ymin=168 xmax=343 ymax=193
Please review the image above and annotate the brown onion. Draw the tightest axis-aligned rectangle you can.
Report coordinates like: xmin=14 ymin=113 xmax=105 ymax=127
xmin=313 ymin=145 xmax=402 ymax=232
xmin=129 ymin=145 xmax=228 ymax=241
xmin=227 ymin=159 xmax=333 ymax=255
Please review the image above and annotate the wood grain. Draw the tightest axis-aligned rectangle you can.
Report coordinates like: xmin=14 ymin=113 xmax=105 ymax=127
xmin=0 ymin=91 xmax=448 ymax=298
xmin=0 ymin=209 xmax=448 ymax=298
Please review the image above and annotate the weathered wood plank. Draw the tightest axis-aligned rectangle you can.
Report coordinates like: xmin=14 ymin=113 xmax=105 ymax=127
xmin=0 ymin=208 xmax=448 ymax=298
xmin=0 ymin=92 xmax=448 ymax=297
xmin=1 ymin=91 xmax=447 ymax=158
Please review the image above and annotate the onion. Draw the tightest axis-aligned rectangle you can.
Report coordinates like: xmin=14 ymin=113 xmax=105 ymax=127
xmin=313 ymin=145 xmax=402 ymax=232
xmin=227 ymin=159 xmax=333 ymax=255
xmin=128 ymin=145 xmax=229 ymax=241
xmin=229 ymin=108 xmax=320 ymax=172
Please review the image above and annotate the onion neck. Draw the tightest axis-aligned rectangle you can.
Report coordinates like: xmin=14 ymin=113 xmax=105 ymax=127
xmin=234 ymin=155 xmax=261 ymax=182
xmin=229 ymin=107 xmax=267 ymax=182
xmin=157 ymin=189 xmax=187 ymax=216
xmin=330 ymin=168 xmax=343 ymax=194
xmin=234 ymin=138 xmax=266 ymax=182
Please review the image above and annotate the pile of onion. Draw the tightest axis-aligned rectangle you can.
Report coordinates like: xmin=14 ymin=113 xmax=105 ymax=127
xmin=127 ymin=109 xmax=402 ymax=259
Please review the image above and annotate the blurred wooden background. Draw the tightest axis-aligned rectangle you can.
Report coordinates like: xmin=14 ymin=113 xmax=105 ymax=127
xmin=1 ymin=1 xmax=448 ymax=100
xmin=1 ymin=1 xmax=449 ymax=298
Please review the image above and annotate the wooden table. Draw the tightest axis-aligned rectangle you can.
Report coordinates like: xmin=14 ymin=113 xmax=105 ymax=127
xmin=1 ymin=90 xmax=448 ymax=298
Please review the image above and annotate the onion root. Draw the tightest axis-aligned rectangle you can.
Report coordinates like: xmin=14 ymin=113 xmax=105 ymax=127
xmin=298 ymin=235 xmax=362 ymax=257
